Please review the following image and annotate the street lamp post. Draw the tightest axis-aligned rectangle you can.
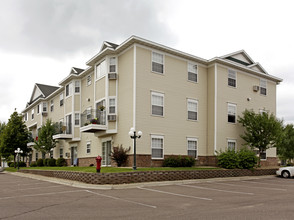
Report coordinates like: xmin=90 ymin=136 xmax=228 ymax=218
xmin=14 ymin=148 xmax=23 ymax=171
xmin=128 ymin=127 xmax=142 ymax=170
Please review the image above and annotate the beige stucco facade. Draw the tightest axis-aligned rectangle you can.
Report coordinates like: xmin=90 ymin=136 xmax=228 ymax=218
xmin=22 ymin=36 xmax=282 ymax=167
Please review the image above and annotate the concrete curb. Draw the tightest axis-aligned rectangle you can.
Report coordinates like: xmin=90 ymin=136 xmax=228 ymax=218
xmin=7 ymin=171 xmax=277 ymax=190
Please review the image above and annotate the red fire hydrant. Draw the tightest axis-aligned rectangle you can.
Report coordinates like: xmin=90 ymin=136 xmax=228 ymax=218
xmin=95 ymin=155 xmax=102 ymax=173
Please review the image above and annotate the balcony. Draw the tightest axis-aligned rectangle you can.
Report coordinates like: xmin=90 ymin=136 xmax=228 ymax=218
xmin=80 ymin=109 xmax=107 ymax=133
xmin=53 ymin=122 xmax=73 ymax=139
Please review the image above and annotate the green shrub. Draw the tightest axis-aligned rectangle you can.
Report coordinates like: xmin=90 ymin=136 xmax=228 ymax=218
xmin=56 ymin=157 xmax=67 ymax=167
xmin=163 ymin=156 xmax=195 ymax=167
xmin=8 ymin=162 xmax=15 ymax=167
xmin=30 ymin=162 xmax=37 ymax=167
xmin=217 ymin=148 xmax=257 ymax=169
xmin=43 ymin=158 xmax=50 ymax=166
xmin=48 ymin=158 xmax=56 ymax=167
xmin=18 ymin=161 xmax=27 ymax=167
xmin=110 ymin=145 xmax=130 ymax=167
xmin=36 ymin=158 xmax=44 ymax=167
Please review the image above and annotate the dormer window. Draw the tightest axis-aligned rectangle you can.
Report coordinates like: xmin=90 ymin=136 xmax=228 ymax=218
xmin=109 ymin=57 xmax=116 ymax=73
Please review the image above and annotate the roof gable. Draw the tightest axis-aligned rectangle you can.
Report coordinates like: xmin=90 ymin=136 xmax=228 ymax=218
xmin=29 ymin=83 xmax=59 ymax=104
xmin=221 ymin=50 xmax=254 ymax=66
xmin=99 ymin=41 xmax=119 ymax=52
xmin=248 ymin=63 xmax=268 ymax=74
xmin=70 ymin=67 xmax=84 ymax=75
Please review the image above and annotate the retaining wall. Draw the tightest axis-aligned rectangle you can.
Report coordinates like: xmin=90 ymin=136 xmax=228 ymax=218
xmin=20 ymin=168 xmax=278 ymax=185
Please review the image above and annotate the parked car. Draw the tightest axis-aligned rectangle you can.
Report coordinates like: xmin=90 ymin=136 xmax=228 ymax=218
xmin=276 ymin=167 xmax=294 ymax=178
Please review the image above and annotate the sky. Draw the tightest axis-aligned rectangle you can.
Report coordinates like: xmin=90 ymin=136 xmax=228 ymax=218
xmin=0 ymin=0 xmax=293 ymax=124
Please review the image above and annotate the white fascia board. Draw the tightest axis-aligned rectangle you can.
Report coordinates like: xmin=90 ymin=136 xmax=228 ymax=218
xmin=86 ymin=48 xmax=114 ymax=66
xmin=22 ymin=97 xmax=45 ymax=113
xmin=209 ymin=58 xmax=282 ymax=83
xmin=219 ymin=50 xmax=255 ymax=64
xmin=247 ymin=62 xmax=269 ymax=75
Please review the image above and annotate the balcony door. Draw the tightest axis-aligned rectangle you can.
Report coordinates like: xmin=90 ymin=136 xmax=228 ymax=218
xmin=96 ymin=100 xmax=106 ymax=125
xmin=71 ymin=146 xmax=78 ymax=166
xmin=102 ymin=141 xmax=111 ymax=166
xmin=66 ymin=114 xmax=72 ymax=134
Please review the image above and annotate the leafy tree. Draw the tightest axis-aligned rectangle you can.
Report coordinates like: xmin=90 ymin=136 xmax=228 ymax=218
xmin=0 ymin=121 xmax=6 ymax=165
xmin=238 ymin=110 xmax=283 ymax=166
xmin=34 ymin=119 xmax=57 ymax=157
xmin=277 ymin=124 xmax=294 ymax=164
xmin=110 ymin=145 xmax=130 ymax=167
xmin=0 ymin=111 xmax=30 ymax=164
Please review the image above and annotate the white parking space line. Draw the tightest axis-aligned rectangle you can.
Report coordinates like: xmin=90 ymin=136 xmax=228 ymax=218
xmin=85 ymin=190 xmax=157 ymax=209
xmin=240 ymin=180 xmax=286 ymax=186
xmin=215 ymin=182 xmax=287 ymax=191
xmin=4 ymin=185 xmax=63 ymax=192
xmin=137 ymin=187 xmax=212 ymax=201
xmin=179 ymin=184 xmax=254 ymax=195
xmin=0 ymin=190 xmax=86 ymax=200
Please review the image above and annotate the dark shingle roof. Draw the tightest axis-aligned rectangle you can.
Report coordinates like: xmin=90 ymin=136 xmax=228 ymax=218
xmin=105 ymin=41 xmax=119 ymax=49
xmin=71 ymin=67 xmax=84 ymax=75
xmin=36 ymin=83 xmax=59 ymax=98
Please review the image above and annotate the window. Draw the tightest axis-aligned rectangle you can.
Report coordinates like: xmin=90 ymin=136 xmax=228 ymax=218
xmin=75 ymin=113 xmax=80 ymax=126
xmin=151 ymin=92 xmax=164 ymax=116
xmin=87 ymin=75 xmax=92 ymax=86
xmin=59 ymin=148 xmax=63 ymax=158
xmin=60 ymin=93 xmax=64 ymax=106
xmin=65 ymin=114 xmax=72 ymax=134
xmin=109 ymin=57 xmax=116 ymax=73
xmin=188 ymin=63 xmax=198 ymax=82
xmin=43 ymin=102 xmax=47 ymax=112
xmin=37 ymin=104 xmax=40 ymax=114
xmin=260 ymin=150 xmax=266 ymax=160
xmin=75 ymin=81 xmax=80 ymax=93
xmin=227 ymin=139 xmax=236 ymax=151
xmin=151 ymin=135 xmax=164 ymax=159
xmin=96 ymin=60 xmax=106 ymax=79
xmin=50 ymin=100 xmax=54 ymax=112
xmin=109 ymin=98 xmax=116 ymax=114
xmin=228 ymin=103 xmax=236 ymax=123
xmin=152 ymin=52 xmax=164 ymax=74
xmin=24 ymin=112 xmax=28 ymax=121
xmin=228 ymin=69 xmax=236 ymax=87
xmin=35 ymin=152 xmax=38 ymax=161
xmin=31 ymin=109 xmax=34 ymax=120
xmin=86 ymin=107 xmax=91 ymax=120
xmin=50 ymin=149 xmax=53 ymax=158
xmin=260 ymin=79 xmax=267 ymax=95
xmin=66 ymin=83 xmax=72 ymax=97
xmin=187 ymin=99 xmax=198 ymax=121
xmin=187 ymin=138 xmax=197 ymax=158
xmin=86 ymin=142 xmax=91 ymax=154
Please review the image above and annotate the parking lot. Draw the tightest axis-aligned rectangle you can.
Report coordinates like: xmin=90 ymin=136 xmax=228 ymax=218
xmin=0 ymin=172 xmax=293 ymax=219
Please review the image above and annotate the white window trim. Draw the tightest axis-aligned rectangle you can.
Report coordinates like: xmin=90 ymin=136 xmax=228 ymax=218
xmin=37 ymin=104 xmax=40 ymax=115
xmin=228 ymin=69 xmax=237 ymax=88
xmin=50 ymin=100 xmax=54 ymax=112
xmin=31 ymin=109 xmax=35 ymax=120
xmin=65 ymin=82 xmax=73 ymax=98
xmin=151 ymin=91 xmax=164 ymax=117
xmin=227 ymin=103 xmax=237 ymax=124
xmin=108 ymin=97 xmax=116 ymax=115
xmin=151 ymin=134 xmax=164 ymax=159
xmin=60 ymin=93 xmax=64 ymax=106
xmin=187 ymin=62 xmax=198 ymax=83
xmin=42 ymin=102 xmax=47 ymax=112
xmin=260 ymin=79 xmax=267 ymax=96
xmin=151 ymin=51 xmax=165 ymax=75
xmin=109 ymin=57 xmax=117 ymax=73
xmin=75 ymin=81 xmax=80 ymax=93
xmin=74 ymin=112 xmax=80 ymax=127
xmin=95 ymin=59 xmax=107 ymax=81
xmin=86 ymin=141 xmax=91 ymax=154
xmin=187 ymin=98 xmax=198 ymax=121
xmin=227 ymin=139 xmax=237 ymax=151
xmin=187 ymin=137 xmax=198 ymax=159
xmin=87 ymin=74 xmax=92 ymax=86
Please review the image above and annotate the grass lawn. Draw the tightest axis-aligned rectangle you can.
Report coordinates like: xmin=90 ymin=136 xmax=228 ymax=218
xmin=4 ymin=166 xmax=220 ymax=173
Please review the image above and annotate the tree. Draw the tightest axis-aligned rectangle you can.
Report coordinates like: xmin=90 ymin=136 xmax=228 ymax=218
xmin=238 ymin=110 xmax=283 ymax=166
xmin=0 ymin=121 xmax=6 ymax=166
xmin=0 ymin=111 xmax=30 ymax=164
xmin=34 ymin=119 xmax=57 ymax=157
xmin=110 ymin=145 xmax=130 ymax=167
xmin=277 ymin=124 xmax=294 ymax=164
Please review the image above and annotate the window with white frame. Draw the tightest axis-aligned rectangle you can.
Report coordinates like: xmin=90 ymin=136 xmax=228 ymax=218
xmin=31 ymin=109 xmax=34 ymax=120
xmin=86 ymin=142 xmax=91 ymax=154
xmin=87 ymin=75 xmax=92 ymax=86
xmin=109 ymin=98 xmax=116 ymax=114
xmin=109 ymin=57 xmax=116 ymax=73
xmin=260 ymin=79 xmax=267 ymax=95
xmin=151 ymin=135 xmax=164 ymax=159
xmin=60 ymin=93 xmax=64 ymax=106
xmin=228 ymin=69 xmax=236 ymax=87
xmin=75 ymin=81 xmax=80 ymax=93
xmin=50 ymin=100 xmax=54 ymax=112
xmin=66 ymin=83 xmax=72 ymax=97
xmin=187 ymin=138 xmax=197 ymax=158
xmin=187 ymin=99 xmax=198 ymax=121
xmin=86 ymin=107 xmax=91 ymax=120
xmin=96 ymin=60 xmax=107 ymax=79
xmin=59 ymin=147 xmax=63 ymax=158
xmin=24 ymin=112 xmax=28 ymax=121
xmin=43 ymin=102 xmax=47 ymax=112
xmin=152 ymin=52 xmax=164 ymax=74
xmin=188 ymin=63 xmax=198 ymax=82
xmin=227 ymin=139 xmax=236 ymax=151
xmin=151 ymin=92 xmax=164 ymax=116
xmin=74 ymin=113 xmax=80 ymax=126
xmin=228 ymin=103 xmax=236 ymax=123
xmin=37 ymin=104 xmax=40 ymax=114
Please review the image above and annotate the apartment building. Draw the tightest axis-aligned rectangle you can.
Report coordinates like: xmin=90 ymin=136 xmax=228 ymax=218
xmin=22 ymin=36 xmax=282 ymax=167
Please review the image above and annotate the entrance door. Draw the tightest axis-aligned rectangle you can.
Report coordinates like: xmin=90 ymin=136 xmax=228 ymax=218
xmin=102 ymin=141 xmax=111 ymax=166
xmin=71 ymin=146 xmax=78 ymax=166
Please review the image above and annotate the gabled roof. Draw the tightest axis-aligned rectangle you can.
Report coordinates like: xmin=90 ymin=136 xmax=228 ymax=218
xmin=99 ymin=41 xmax=119 ymax=52
xmin=220 ymin=50 xmax=254 ymax=66
xmin=70 ymin=67 xmax=84 ymax=75
xmin=29 ymin=83 xmax=59 ymax=105
xmin=247 ymin=63 xmax=268 ymax=74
